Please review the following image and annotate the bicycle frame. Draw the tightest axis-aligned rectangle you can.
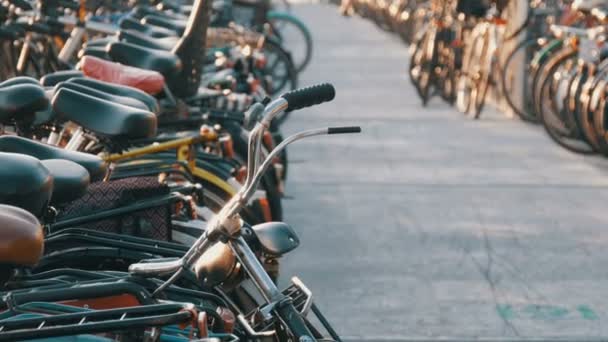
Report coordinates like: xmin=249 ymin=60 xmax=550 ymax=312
xmin=105 ymin=132 xmax=240 ymax=196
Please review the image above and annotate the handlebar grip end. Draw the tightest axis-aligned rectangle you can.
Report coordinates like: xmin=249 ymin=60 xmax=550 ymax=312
xmin=282 ymin=83 xmax=336 ymax=112
xmin=328 ymin=126 xmax=361 ymax=134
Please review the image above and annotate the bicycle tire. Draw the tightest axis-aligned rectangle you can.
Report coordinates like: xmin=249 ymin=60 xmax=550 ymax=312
xmin=536 ymin=47 xmax=595 ymax=154
xmin=530 ymin=39 xmax=564 ymax=117
xmin=566 ymin=65 xmax=595 ymax=148
xmin=501 ymin=38 xmax=542 ymax=122
xmin=419 ymin=26 xmax=437 ymax=106
xmin=592 ymin=84 xmax=608 ymax=156
xmin=472 ymin=27 xmax=493 ymax=119
xmin=261 ymin=38 xmax=298 ymax=96
xmin=267 ymin=11 xmax=313 ymax=73
xmin=576 ymin=70 xmax=602 ymax=152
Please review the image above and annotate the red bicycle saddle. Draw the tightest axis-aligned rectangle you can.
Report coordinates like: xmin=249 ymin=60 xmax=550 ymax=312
xmin=79 ymin=56 xmax=165 ymax=95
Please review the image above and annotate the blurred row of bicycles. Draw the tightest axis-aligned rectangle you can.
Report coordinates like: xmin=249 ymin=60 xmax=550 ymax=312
xmin=0 ymin=0 xmax=360 ymax=340
xmin=345 ymin=0 xmax=608 ymax=156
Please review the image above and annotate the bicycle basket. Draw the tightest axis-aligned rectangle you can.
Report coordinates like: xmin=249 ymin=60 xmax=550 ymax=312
xmin=55 ymin=176 xmax=172 ymax=241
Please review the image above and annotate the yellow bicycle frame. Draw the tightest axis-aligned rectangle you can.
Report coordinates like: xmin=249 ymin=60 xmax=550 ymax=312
xmin=101 ymin=132 xmax=237 ymax=196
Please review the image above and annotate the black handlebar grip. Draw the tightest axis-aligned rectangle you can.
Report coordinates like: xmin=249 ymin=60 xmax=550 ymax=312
xmin=281 ymin=83 xmax=335 ymax=112
xmin=328 ymin=126 xmax=362 ymax=134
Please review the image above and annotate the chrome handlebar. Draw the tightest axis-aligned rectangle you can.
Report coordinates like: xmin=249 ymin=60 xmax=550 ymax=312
xmin=128 ymin=84 xmax=359 ymax=295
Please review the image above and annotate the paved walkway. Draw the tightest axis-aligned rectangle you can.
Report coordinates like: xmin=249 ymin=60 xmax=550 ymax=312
xmin=281 ymin=3 xmax=608 ymax=340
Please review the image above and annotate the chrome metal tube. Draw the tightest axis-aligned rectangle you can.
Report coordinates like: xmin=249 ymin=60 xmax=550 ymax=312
xmin=242 ymin=128 xmax=329 ymax=201
xmin=128 ymin=258 xmax=184 ymax=276
xmin=245 ymin=98 xmax=288 ymax=188
xmin=58 ymin=26 xmax=86 ymax=63
xmin=229 ymin=237 xmax=282 ymax=302
xmin=16 ymin=33 xmax=32 ymax=74
xmin=65 ymin=127 xmax=84 ymax=151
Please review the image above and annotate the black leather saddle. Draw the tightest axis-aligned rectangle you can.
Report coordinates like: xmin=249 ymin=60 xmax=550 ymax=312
xmin=40 ymin=70 xmax=84 ymax=87
xmin=0 ymin=152 xmax=53 ymax=217
xmin=108 ymin=42 xmax=182 ymax=80
xmin=118 ymin=29 xmax=177 ymax=51
xmin=132 ymin=5 xmax=188 ymax=21
xmin=0 ymin=135 xmax=107 ymax=182
xmin=0 ymin=83 xmax=48 ymax=124
xmin=119 ymin=17 xmax=178 ymax=38
xmin=51 ymin=88 xmax=157 ymax=139
xmin=142 ymin=15 xmax=186 ymax=36
xmin=55 ymin=81 xmax=151 ymax=112
xmin=84 ymin=36 xmax=118 ymax=48
xmin=67 ymin=78 xmax=159 ymax=114
xmin=41 ymin=159 xmax=90 ymax=206
xmin=0 ymin=76 xmax=39 ymax=88
xmin=79 ymin=45 xmax=111 ymax=60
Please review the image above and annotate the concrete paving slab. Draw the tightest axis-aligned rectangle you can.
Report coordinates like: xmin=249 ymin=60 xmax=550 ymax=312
xmin=279 ymin=3 xmax=608 ymax=339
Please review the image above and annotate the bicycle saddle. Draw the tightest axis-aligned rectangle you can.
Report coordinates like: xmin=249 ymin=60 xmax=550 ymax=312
xmin=52 ymin=88 xmax=157 ymax=139
xmin=40 ymin=70 xmax=84 ymax=87
xmin=78 ymin=55 xmax=166 ymax=95
xmin=0 ymin=205 xmax=44 ymax=271
xmin=84 ymin=36 xmax=118 ymax=48
xmin=119 ymin=17 xmax=178 ymax=38
xmin=132 ymin=5 xmax=188 ymax=21
xmin=118 ymin=29 xmax=177 ymax=51
xmin=55 ymin=81 xmax=151 ymax=111
xmin=40 ymin=159 xmax=90 ymax=206
xmin=0 ymin=84 xmax=49 ymax=124
xmin=159 ymin=0 xmax=192 ymax=14
xmin=79 ymin=45 xmax=111 ymax=60
xmin=66 ymin=78 xmax=160 ymax=114
xmin=142 ymin=15 xmax=186 ymax=36
xmin=0 ymin=152 xmax=53 ymax=217
xmin=108 ymin=42 xmax=182 ymax=80
xmin=0 ymin=76 xmax=39 ymax=88
xmin=0 ymin=25 xmax=22 ymax=40
xmin=0 ymin=135 xmax=107 ymax=182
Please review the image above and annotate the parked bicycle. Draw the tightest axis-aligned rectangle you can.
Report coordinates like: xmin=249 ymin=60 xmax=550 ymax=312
xmin=0 ymin=0 xmax=361 ymax=340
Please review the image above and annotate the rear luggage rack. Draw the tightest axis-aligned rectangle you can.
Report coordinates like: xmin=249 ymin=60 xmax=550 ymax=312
xmin=244 ymin=277 xmax=341 ymax=341
xmin=0 ymin=303 xmax=194 ymax=341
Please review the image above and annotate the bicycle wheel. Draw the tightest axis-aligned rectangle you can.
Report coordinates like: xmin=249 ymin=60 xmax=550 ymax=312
xmin=530 ymin=39 xmax=564 ymax=117
xmin=589 ymin=63 xmax=608 ymax=155
xmin=409 ymin=28 xmax=432 ymax=104
xmin=456 ymin=25 xmax=484 ymax=115
xmin=270 ymin=0 xmax=291 ymax=13
xmin=536 ymin=47 xmax=595 ymax=154
xmin=267 ymin=11 xmax=313 ymax=73
xmin=501 ymin=38 xmax=542 ymax=122
xmin=417 ymin=26 xmax=437 ymax=106
xmin=261 ymin=39 xmax=298 ymax=95
xmin=438 ymin=39 xmax=457 ymax=104
xmin=592 ymin=83 xmax=608 ymax=155
xmin=566 ymin=64 xmax=595 ymax=148
xmin=576 ymin=71 xmax=602 ymax=152
xmin=471 ymin=28 xmax=492 ymax=119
